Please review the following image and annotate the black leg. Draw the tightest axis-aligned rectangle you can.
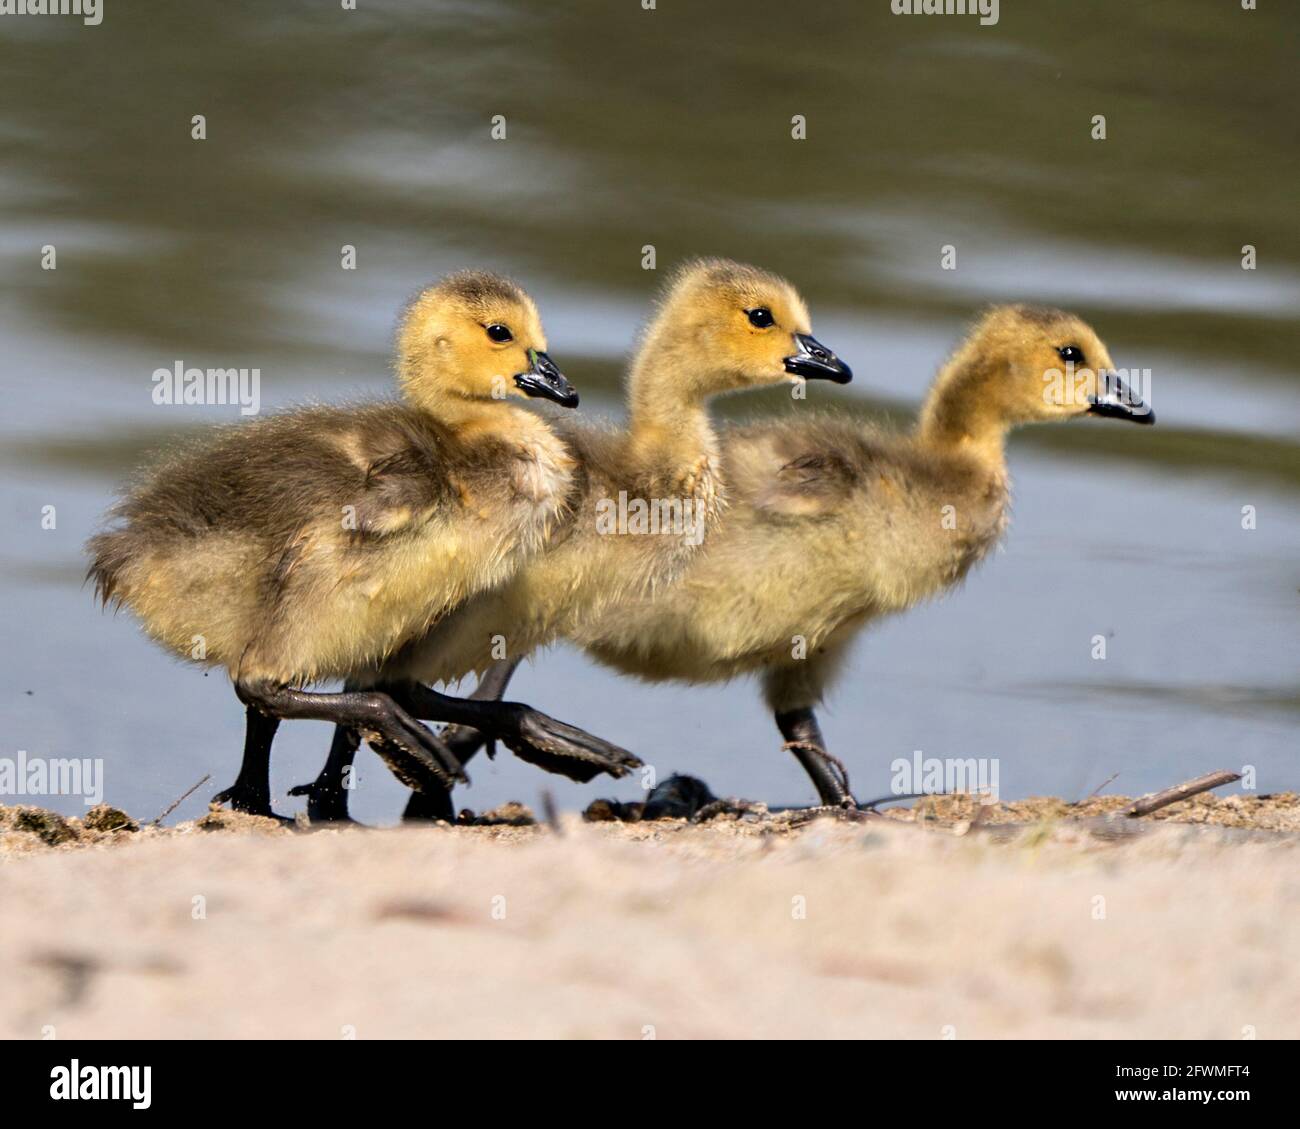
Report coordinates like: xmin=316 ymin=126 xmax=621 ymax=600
xmin=435 ymin=657 xmax=523 ymax=763
xmin=288 ymin=724 xmax=362 ymax=823
xmin=291 ymin=661 xmax=524 ymax=825
xmin=389 ymin=679 xmax=641 ymax=784
xmin=213 ymin=706 xmax=286 ymax=820
xmin=402 ymin=659 xmax=522 ymax=823
xmin=774 ymin=706 xmax=854 ymax=807
xmin=288 ymin=677 xmax=366 ymax=824
xmin=289 ymin=658 xmax=639 ymax=823
xmin=235 ymin=679 xmax=466 ymax=797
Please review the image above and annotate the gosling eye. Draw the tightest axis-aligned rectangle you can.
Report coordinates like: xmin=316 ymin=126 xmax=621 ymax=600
xmin=746 ymin=307 xmax=775 ymax=329
xmin=485 ymin=323 xmax=513 ymax=344
xmin=1057 ymin=345 xmax=1085 ymax=365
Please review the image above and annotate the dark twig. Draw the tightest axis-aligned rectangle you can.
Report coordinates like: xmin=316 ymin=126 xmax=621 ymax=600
xmin=151 ymin=773 xmax=211 ymax=827
xmin=1120 ymin=769 xmax=1241 ymax=819
xmin=1085 ymin=771 xmax=1121 ymax=801
xmin=781 ymin=739 xmax=851 ymax=798
xmin=856 ymin=790 xmax=932 ymax=811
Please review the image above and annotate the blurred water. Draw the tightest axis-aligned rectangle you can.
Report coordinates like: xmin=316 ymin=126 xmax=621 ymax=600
xmin=1 ymin=0 xmax=1296 ymax=822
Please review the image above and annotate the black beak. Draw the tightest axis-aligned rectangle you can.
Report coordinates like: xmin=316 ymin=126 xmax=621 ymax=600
xmin=513 ymin=350 xmax=578 ymax=408
xmin=783 ymin=333 xmax=852 ymax=384
xmin=1088 ymin=370 xmax=1154 ymax=425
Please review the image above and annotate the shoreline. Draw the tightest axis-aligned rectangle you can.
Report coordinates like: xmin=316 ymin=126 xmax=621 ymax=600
xmin=2 ymin=789 xmax=1297 ymax=853
xmin=3 ymin=792 xmax=1296 ymax=1039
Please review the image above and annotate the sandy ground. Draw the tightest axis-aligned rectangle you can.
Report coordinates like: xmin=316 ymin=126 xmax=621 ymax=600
xmin=1 ymin=793 xmax=1297 ymax=1039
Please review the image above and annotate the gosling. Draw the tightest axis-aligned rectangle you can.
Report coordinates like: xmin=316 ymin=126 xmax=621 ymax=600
xmin=294 ymin=258 xmax=853 ymax=821
xmin=87 ymin=270 xmax=639 ymax=819
xmin=420 ymin=305 xmax=1154 ymax=809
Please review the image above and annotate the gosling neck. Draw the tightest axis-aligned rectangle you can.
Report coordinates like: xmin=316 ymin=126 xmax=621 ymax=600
xmin=915 ymin=353 xmax=1011 ymax=477
xmin=624 ymin=336 xmax=720 ymax=482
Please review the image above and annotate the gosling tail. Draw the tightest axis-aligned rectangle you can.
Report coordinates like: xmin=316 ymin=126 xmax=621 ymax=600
xmin=85 ymin=527 xmax=134 ymax=608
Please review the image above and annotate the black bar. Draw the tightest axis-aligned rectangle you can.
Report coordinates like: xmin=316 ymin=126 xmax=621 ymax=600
xmin=0 ymin=1038 xmax=1286 ymax=1113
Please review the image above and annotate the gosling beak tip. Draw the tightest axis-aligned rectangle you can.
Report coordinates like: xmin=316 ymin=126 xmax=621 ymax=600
xmin=783 ymin=333 xmax=853 ymax=384
xmin=1086 ymin=373 xmax=1154 ymax=425
xmin=513 ymin=350 xmax=579 ymax=409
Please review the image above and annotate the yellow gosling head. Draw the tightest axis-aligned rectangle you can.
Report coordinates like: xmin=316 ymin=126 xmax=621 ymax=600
xmin=636 ymin=258 xmax=852 ymax=401
xmin=396 ymin=270 xmax=577 ymax=414
xmin=922 ymin=305 xmax=1154 ymax=451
